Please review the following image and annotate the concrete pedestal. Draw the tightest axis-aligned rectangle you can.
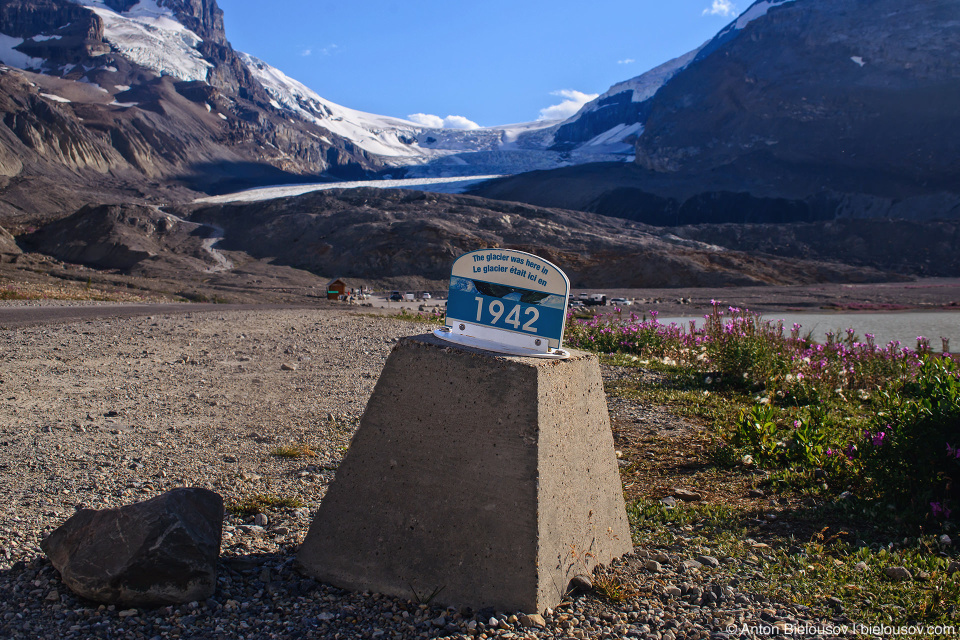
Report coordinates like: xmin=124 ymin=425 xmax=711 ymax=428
xmin=297 ymin=334 xmax=632 ymax=613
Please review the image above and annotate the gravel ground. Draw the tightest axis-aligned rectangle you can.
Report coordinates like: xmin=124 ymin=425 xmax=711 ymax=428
xmin=0 ymin=308 xmax=850 ymax=639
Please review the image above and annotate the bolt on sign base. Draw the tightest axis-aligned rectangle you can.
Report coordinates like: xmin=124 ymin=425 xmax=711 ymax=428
xmin=296 ymin=333 xmax=632 ymax=613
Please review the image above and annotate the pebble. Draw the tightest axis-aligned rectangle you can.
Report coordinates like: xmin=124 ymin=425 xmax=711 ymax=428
xmin=570 ymin=574 xmax=593 ymax=591
xmin=672 ymin=487 xmax=702 ymax=502
xmin=520 ymin=613 xmax=545 ymax=628
xmin=884 ymin=566 xmax=913 ymax=581
xmin=695 ymin=555 xmax=720 ymax=568
xmin=254 ymin=513 xmax=269 ymax=527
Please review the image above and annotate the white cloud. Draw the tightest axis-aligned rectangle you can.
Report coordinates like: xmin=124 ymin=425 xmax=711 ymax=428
xmin=703 ymin=0 xmax=736 ymax=16
xmin=537 ymin=89 xmax=599 ymax=121
xmin=301 ymin=48 xmax=312 ymax=57
xmin=320 ymin=44 xmax=339 ymax=56
xmin=617 ymin=58 xmax=635 ymax=65
xmin=407 ymin=113 xmax=481 ymax=130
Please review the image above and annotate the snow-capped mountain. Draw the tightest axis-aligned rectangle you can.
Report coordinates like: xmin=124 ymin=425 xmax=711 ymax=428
xmin=238 ymin=52 xmax=576 ymax=176
xmin=550 ymin=0 xmax=801 ymax=157
xmin=550 ymin=47 xmax=701 ymax=155
xmin=75 ymin=0 xmax=214 ymax=82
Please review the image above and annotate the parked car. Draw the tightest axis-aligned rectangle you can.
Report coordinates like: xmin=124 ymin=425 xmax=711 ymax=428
xmin=403 ymin=292 xmax=416 ymax=302
xmin=610 ymin=297 xmax=633 ymax=306
xmin=389 ymin=291 xmax=403 ymax=301
xmin=583 ymin=294 xmax=607 ymax=306
xmin=421 ymin=292 xmax=432 ymax=300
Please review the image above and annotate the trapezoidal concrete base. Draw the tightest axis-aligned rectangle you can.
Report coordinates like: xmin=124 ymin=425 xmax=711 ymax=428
xmin=297 ymin=333 xmax=632 ymax=613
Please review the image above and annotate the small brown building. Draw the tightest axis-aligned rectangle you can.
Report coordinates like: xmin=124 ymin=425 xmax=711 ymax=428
xmin=327 ymin=278 xmax=366 ymax=300
xmin=327 ymin=278 xmax=349 ymax=300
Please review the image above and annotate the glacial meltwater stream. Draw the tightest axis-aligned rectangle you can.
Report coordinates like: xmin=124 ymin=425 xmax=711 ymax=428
xmin=657 ymin=311 xmax=960 ymax=351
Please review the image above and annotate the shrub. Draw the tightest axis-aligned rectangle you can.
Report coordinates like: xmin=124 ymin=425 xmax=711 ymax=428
xmin=860 ymin=356 xmax=960 ymax=524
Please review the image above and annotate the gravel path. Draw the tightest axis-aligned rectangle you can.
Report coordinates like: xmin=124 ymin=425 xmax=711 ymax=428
xmin=0 ymin=308 xmax=848 ymax=639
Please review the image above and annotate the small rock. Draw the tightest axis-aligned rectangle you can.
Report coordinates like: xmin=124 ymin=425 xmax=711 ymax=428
xmin=814 ymin=469 xmax=827 ymax=480
xmin=280 ymin=363 xmax=297 ymax=371
xmin=884 ymin=566 xmax=913 ymax=581
xmin=44 ymin=590 xmax=59 ymax=602
xmin=660 ymin=496 xmax=677 ymax=508
xmin=569 ymin=574 xmax=592 ymax=591
xmin=117 ymin=609 xmax=138 ymax=618
xmin=838 ymin=491 xmax=853 ymax=500
xmin=254 ymin=513 xmax=269 ymax=527
xmin=917 ymin=571 xmax=931 ymax=582
xmin=854 ymin=561 xmax=869 ymax=572
xmin=238 ymin=525 xmax=265 ymax=535
xmin=317 ymin=612 xmax=335 ymax=621
xmin=519 ymin=614 xmax=545 ymax=628
xmin=664 ymin=585 xmax=682 ymax=597
xmin=41 ymin=488 xmax=223 ymax=606
xmin=644 ymin=560 xmax=662 ymax=573
xmin=940 ymin=534 xmax=952 ymax=546
xmin=695 ymin=555 xmax=720 ymax=568
xmin=223 ymin=455 xmax=238 ymax=463
xmin=948 ymin=561 xmax=960 ymax=575
xmin=748 ymin=489 xmax=765 ymax=498
xmin=673 ymin=488 xmax=702 ymax=502
xmin=258 ymin=568 xmax=270 ymax=583
xmin=652 ymin=551 xmax=670 ymax=563
xmin=681 ymin=559 xmax=703 ymax=571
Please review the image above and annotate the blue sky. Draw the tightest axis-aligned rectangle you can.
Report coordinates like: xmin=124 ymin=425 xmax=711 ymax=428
xmin=217 ymin=0 xmax=743 ymax=128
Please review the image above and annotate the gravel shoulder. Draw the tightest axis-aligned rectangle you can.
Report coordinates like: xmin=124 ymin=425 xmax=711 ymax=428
xmin=0 ymin=308 xmax=852 ymax=639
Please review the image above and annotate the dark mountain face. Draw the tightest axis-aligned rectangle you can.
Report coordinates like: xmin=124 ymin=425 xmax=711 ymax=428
xmin=479 ymin=0 xmax=960 ymax=225
xmin=636 ymin=0 xmax=960 ymax=186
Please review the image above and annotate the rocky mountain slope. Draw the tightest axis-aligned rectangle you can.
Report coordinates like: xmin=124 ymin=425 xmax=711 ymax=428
xmin=0 ymin=0 xmax=624 ymax=230
xmin=20 ymin=187 xmax=900 ymax=288
xmin=477 ymin=0 xmax=960 ymax=224
xmin=0 ymin=0 xmax=411 ymax=226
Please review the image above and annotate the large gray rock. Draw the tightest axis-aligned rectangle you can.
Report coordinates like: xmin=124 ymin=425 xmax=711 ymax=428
xmin=0 ymin=225 xmax=20 ymax=256
xmin=40 ymin=488 xmax=223 ymax=606
xmin=297 ymin=334 xmax=632 ymax=613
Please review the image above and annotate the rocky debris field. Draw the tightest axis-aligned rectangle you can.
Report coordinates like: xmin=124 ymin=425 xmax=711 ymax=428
xmin=0 ymin=307 xmax=853 ymax=639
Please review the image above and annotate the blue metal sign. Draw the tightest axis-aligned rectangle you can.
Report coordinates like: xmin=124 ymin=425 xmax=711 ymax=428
xmin=435 ymin=249 xmax=570 ymax=357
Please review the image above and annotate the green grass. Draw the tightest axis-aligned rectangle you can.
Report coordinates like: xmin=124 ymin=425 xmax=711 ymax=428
xmin=0 ymin=288 xmax=40 ymax=300
xmin=391 ymin=308 xmax=445 ymax=325
xmin=269 ymin=442 xmax=318 ymax=458
xmin=226 ymin=494 xmax=304 ymax=516
xmin=627 ymin=499 xmax=960 ymax=631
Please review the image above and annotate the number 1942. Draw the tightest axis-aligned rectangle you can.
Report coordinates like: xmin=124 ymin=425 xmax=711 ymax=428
xmin=475 ymin=297 xmax=539 ymax=332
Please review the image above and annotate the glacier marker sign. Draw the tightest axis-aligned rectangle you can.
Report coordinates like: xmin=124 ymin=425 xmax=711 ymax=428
xmin=435 ymin=249 xmax=570 ymax=358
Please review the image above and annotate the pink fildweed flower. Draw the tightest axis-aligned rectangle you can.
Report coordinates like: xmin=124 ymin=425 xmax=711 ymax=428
xmin=931 ymin=502 xmax=952 ymax=519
